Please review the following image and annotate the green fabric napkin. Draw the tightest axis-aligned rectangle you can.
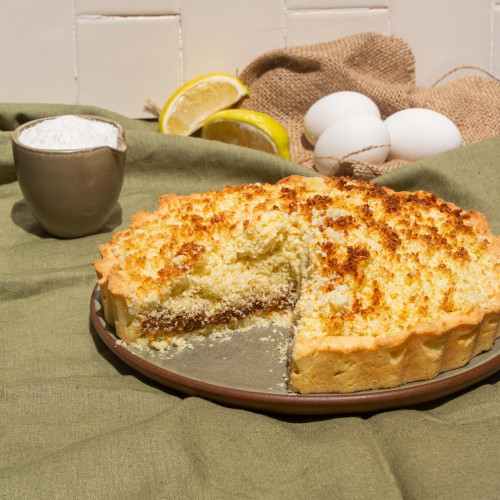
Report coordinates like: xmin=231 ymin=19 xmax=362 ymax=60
xmin=1 ymin=104 xmax=499 ymax=500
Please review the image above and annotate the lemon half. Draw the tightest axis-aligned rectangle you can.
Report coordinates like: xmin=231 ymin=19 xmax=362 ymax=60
xmin=159 ymin=73 xmax=249 ymax=135
xmin=201 ymin=109 xmax=291 ymax=159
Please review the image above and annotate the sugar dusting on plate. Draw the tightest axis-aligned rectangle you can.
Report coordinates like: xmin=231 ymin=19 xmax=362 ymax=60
xmin=19 ymin=115 xmax=119 ymax=150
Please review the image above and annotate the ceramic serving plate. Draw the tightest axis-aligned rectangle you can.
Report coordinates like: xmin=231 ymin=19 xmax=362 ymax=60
xmin=90 ymin=285 xmax=500 ymax=415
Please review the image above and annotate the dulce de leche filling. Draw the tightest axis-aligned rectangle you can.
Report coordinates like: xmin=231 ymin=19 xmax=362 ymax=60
xmin=140 ymin=285 xmax=297 ymax=340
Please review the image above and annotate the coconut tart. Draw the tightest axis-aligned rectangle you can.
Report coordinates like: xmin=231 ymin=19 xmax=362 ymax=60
xmin=94 ymin=176 xmax=500 ymax=394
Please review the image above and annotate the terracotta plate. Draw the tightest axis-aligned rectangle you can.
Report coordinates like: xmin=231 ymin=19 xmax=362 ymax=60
xmin=90 ymin=285 xmax=500 ymax=415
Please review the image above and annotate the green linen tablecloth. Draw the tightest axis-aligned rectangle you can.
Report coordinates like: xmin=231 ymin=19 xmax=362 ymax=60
xmin=1 ymin=104 xmax=499 ymax=500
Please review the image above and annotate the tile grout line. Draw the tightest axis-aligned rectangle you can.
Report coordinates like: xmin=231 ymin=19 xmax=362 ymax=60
xmin=387 ymin=0 xmax=392 ymax=35
xmin=178 ymin=0 xmax=184 ymax=84
xmin=72 ymin=0 xmax=79 ymax=104
xmin=285 ymin=7 xmax=388 ymax=14
xmin=490 ymin=0 xmax=496 ymax=74
xmin=283 ymin=0 xmax=288 ymax=48
xmin=75 ymin=14 xmax=180 ymax=20
xmin=71 ymin=0 xmax=78 ymax=104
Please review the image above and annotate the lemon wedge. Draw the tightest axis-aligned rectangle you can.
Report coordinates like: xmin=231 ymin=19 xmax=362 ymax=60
xmin=201 ymin=109 xmax=291 ymax=159
xmin=158 ymin=73 xmax=249 ymax=135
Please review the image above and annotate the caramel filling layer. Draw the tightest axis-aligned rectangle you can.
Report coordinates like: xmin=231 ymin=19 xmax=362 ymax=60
xmin=141 ymin=285 xmax=297 ymax=336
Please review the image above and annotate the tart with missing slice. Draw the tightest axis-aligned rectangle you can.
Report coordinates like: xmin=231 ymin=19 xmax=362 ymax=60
xmin=94 ymin=176 xmax=500 ymax=393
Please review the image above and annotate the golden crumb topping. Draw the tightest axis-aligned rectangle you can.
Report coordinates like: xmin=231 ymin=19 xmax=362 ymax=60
xmin=96 ymin=175 xmax=500 ymax=344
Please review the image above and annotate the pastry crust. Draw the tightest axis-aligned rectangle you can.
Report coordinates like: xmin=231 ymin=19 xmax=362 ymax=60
xmin=291 ymin=296 xmax=500 ymax=393
xmin=94 ymin=175 xmax=500 ymax=393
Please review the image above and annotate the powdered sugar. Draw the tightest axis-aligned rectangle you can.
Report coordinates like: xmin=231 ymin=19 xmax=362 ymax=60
xmin=18 ymin=115 xmax=119 ymax=150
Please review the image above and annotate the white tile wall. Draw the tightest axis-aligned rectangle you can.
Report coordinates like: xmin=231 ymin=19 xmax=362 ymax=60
xmin=494 ymin=4 xmax=500 ymax=77
xmin=286 ymin=8 xmax=389 ymax=47
xmin=1 ymin=0 xmax=499 ymax=118
xmin=76 ymin=15 xmax=181 ymax=117
xmin=390 ymin=0 xmax=492 ymax=86
xmin=75 ymin=0 xmax=180 ymax=15
xmin=286 ymin=0 xmax=389 ymax=8
xmin=0 ymin=1 xmax=75 ymax=103
xmin=181 ymin=0 xmax=284 ymax=80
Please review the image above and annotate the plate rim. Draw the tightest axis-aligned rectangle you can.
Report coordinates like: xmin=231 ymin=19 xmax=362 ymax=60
xmin=90 ymin=284 xmax=500 ymax=415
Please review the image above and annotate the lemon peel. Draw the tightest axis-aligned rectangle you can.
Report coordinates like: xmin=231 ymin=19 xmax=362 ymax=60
xmin=201 ymin=109 xmax=291 ymax=159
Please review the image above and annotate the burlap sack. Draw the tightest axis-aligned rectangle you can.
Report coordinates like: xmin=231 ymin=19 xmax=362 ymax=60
xmin=237 ymin=32 xmax=500 ymax=180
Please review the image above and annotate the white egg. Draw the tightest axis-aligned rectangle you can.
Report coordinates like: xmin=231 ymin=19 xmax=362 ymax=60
xmin=304 ymin=91 xmax=381 ymax=145
xmin=384 ymin=108 xmax=462 ymax=162
xmin=314 ymin=115 xmax=391 ymax=176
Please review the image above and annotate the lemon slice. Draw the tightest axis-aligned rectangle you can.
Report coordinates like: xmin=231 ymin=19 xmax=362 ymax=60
xmin=158 ymin=73 xmax=249 ymax=135
xmin=201 ymin=109 xmax=291 ymax=159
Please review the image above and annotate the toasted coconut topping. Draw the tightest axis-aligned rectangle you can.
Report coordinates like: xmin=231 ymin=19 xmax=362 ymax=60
xmin=95 ymin=176 xmax=500 ymax=347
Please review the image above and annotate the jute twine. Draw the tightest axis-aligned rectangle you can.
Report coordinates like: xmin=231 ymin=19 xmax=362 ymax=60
xmin=237 ymin=33 xmax=500 ymax=180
